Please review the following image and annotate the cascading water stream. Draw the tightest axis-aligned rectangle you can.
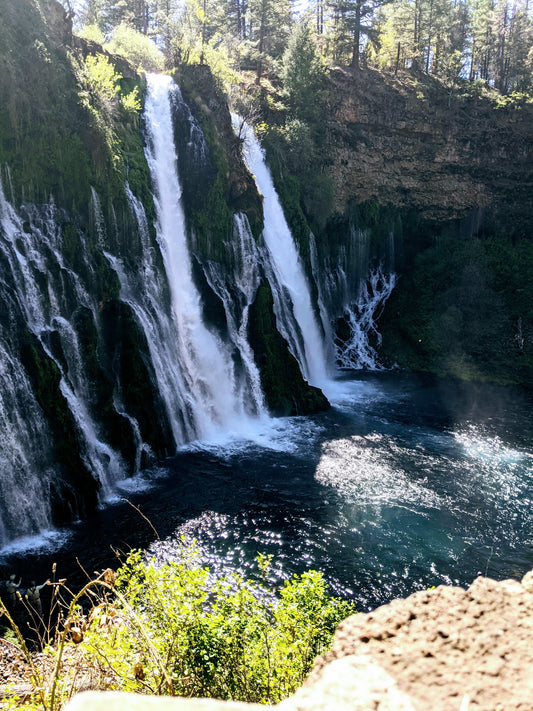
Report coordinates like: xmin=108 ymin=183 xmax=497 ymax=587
xmin=236 ymin=118 xmax=331 ymax=392
xmin=201 ymin=213 xmax=268 ymax=419
xmin=236 ymin=120 xmax=398 ymax=380
xmin=143 ymin=74 xmax=261 ymax=441
xmin=106 ymin=185 xmax=196 ymax=445
xmin=336 ymin=268 xmax=397 ymax=370
xmin=0 ymin=178 xmax=126 ymax=545
xmin=0 ymin=341 xmax=55 ymax=543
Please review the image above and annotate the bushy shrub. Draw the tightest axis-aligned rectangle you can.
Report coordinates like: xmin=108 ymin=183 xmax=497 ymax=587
xmin=81 ymin=548 xmax=354 ymax=703
xmin=0 ymin=545 xmax=354 ymax=709
xmin=106 ymin=24 xmax=164 ymax=74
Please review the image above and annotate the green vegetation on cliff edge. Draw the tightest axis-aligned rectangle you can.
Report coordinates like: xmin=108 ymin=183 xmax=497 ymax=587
xmin=1 ymin=546 xmax=354 ymax=709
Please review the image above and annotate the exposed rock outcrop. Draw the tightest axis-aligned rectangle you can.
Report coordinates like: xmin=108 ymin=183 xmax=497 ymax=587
xmin=65 ymin=571 xmax=533 ymax=711
xmin=326 ymin=68 xmax=533 ymax=234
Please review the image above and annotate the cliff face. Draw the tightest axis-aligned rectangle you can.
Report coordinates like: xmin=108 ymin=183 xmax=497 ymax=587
xmin=0 ymin=0 xmax=327 ymax=543
xmin=305 ymin=68 xmax=533 ymax=386
xmin=325 ymin=67 xmax=533 ymax=235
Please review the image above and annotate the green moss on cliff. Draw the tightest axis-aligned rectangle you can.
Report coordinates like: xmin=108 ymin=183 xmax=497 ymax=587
xmin=379 ymin=233 xmax=533 ymax=387
xmin=175 ymin=64 xmax=263 ymax=256
xmin=248 ymin=281 xmax=329 ymax=416
xmin=0 ymin=0 xmax=150 ymax=223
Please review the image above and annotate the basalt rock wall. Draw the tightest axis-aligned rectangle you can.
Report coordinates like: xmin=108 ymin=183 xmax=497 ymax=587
xmin=325 ymin=67 xmax=533 ymax=235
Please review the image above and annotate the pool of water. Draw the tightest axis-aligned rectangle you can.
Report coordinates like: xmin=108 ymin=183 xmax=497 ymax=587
xmin=2 ymin=372 xmax=532 ymax=612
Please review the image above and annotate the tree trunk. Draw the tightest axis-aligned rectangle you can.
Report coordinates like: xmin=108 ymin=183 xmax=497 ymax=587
xmin=350 ymin=0 xmax=361 ymax=71
xmin=469 ymin=38 xmax=476 ymax=81
xmin=255 ymin=0 xmax=267 ymax=83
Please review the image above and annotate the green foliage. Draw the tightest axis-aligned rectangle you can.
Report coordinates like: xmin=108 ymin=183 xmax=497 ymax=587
xmin=263 ymin=119 xmax=315 ymax=175
xmin=281 ymin=22 xmax=325 ymax=122
xmin=75 ymin=22 xmax=106 ymax=44
xmin=81 ymin=546 xmax=352 ymax=703
xmin=3 ymin=547 xmax=352 ymax=709
xmin=75 ymin=52 xmax=141 ymax=119
xmin=372 ymin=0 xmax=533 ymax=92
xmin=494 ymin=91 xmax=533 ymax=108
xmin=379 ymin=233 xmax=533 ymax=385
xmin=106 ymin=24 xmax=165 ymax=73
xmin=79 ymin=52 xmax=120 ymax=103
xmin=66 ymin=49 xmax=146 ymax=207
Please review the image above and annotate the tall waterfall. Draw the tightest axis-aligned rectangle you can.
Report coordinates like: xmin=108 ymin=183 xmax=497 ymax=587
xmin=143 ymin=74 xmax=262 ymax=441
xmin=237 ymin=119 xmax=331 ymax=391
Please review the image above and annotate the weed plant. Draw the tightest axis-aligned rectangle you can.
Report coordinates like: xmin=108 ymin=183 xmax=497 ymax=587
xmin=0 ymin=543 xmax=354 ymax=710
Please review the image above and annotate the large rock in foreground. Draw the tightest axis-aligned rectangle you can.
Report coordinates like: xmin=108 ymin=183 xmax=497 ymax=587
xmin=66 ymin=571 xmax=533 ymax=711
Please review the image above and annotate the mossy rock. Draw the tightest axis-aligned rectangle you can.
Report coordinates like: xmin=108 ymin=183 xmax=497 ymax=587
xmin=248 ymin=281 xmax=329 ymax=416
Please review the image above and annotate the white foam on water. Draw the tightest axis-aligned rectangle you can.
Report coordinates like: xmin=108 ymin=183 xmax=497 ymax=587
xmin=179 ymin=414 xmax=326 ymax=458
xmin=0 ymin=529 xmax=72 ymax=558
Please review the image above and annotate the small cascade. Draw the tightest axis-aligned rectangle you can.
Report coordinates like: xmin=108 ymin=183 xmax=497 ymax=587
xmin=0 ymin=341 xmax=55 ymax=542
xmin=143 ymin=74 xmax=261 ymax=440
xmin=90 ymin=187 xmax=105 ymax=248
xmin=311 ymin=227 xmax=373 ymax=316
xmin=202 ymin=213 xmax=268 ymax=418
xmin=309 ymin=232 xmax=337 ymax=365
xmin=336 ymin=267 xmax=397 ymax=369
xmin=236 ymin=118 xmax=330 ymax=390
xmin=309 ymin=221 xmax=397 ymax=372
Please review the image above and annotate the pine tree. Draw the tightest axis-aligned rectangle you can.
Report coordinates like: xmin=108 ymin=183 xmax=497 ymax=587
xmin=281 ymin=21 xmax=325 ymax=119
xmin=248 ymin=0 xmax=291 ymax=81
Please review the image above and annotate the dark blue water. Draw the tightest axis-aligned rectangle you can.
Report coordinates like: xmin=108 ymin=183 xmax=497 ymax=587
xmin=2 ymin=373 xmax=532 ymax=612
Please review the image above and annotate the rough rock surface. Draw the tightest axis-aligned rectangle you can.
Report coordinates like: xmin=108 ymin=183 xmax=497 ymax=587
xmin=326 ymin=68 xmax=533 ymax=228
xmin=303 ymin=570 xmax=533 ymax=710
xmin=65 ymin=571 xmax=533 ymax=711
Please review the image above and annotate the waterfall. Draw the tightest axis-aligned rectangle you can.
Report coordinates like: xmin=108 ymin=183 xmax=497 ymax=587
xmin=236 ymin=118 xmax=331 ymax=391
xmin=0 ymin=341 xmax=55 ymax=543
xmin=336 ymin=267 xmax=397 ymax=369
xmin=0 ymin=178 xmax=127 ymax=545
xmin=201 ymin=213 xmax=268 ymax=418
xmin=143 ymin=74 xmax=261 ymax=441
xmin=236 ymin=120 xmax=398 ymax=378
xmin=106 ymin=185 xmax=196 ymax=445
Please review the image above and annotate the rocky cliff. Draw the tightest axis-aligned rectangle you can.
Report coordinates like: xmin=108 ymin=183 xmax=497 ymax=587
xmin=303 ymin=68 xmax=533 ymax=386
xmin=325 ymin=67 xmax=533 ymax=235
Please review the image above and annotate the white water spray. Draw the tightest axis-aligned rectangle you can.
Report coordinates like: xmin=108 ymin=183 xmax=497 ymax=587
xmin=336 ymin=268 xmax=397 ymax=369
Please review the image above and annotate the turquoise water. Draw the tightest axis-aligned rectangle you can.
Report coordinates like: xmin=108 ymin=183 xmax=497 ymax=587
xmin=3 ymin=373 xmax=532 ymax=612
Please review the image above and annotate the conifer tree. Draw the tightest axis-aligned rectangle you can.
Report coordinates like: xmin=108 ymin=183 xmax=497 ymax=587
xmin=282 ymin=21 xmax=325 ymax=119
